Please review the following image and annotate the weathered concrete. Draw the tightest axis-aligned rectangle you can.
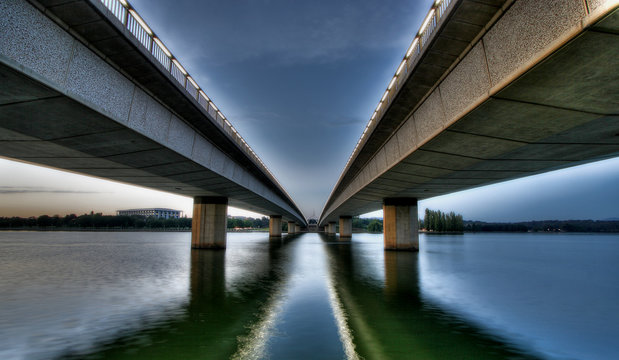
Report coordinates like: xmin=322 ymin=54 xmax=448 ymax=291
xmin=287 ymin=221 xmax=296 ymax=234
xmin=339 ymin=216 xmax=352 ymax=239
xmin=327 ymin=222 xmax=337 ymax=236
xmin=383 ymin=198 xmax=418 ymax=251
xmin=269 ymin=216 xmax=282 ymax=238
xmin=192 ymin=196 xmax=228 ymax=249
xmin=321 ymin=1 xmax=619 ymax=229
xmin=0 ymin=0 xmax=306 ymax=227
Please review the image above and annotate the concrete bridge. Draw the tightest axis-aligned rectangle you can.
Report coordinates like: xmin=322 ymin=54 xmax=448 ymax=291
xmin=0 ymin=0 xmax=306 ymax=247
xmin=320 ymin=0 xmax=619 ymax=250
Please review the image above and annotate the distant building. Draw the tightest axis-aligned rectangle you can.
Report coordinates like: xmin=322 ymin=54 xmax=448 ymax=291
xmin=307 ymin=217 xmax=318 ymax=232
xmin=116 ymin=208 xmax=182 ymax=219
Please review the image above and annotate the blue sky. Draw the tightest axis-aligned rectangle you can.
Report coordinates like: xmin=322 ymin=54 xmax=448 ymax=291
xmin=1 ymin=0 xmax=618 ymax=221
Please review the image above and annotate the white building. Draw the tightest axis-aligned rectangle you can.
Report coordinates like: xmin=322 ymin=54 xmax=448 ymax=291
xmin=116 ymin=208 xmax=182 ymax=219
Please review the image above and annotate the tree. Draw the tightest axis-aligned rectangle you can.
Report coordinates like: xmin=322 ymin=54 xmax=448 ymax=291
xmin=367 ymin=219 xmax=383 ymax=232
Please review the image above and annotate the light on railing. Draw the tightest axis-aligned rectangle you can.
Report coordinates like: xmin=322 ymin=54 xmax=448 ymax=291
xmin=435 ymin=0 xmax=443 ymax=5
xmin=217 ymin=110 xmax=224 ymax=119
xmin=381 ymin=90 xmax=389 ymax=102
xmin=396 ymin=60 xmax=407 ymax=75
xmin=376 ymin=102 xmax=383 ymax=112
xmin=371 ymin=112 xmax=377 ymax=120
xmin=187 ymin=76 xmax=199 ymax=89
xmin=199 ymin=90 xmax=210 ymax=101
xmin=210 ymin=103 xmax=219 ymax=112
xmin=128 ymin=10 xmax=152 ymax=35
xmin=387 ymin=76 xmax=397 ymax=90
xmin=153 ymin=37 xmax=171 ymax=57
xmin=171 ymin=59 xmax=187 ymax=75
xmin=224 ymin=119 xmax=232 ymax=127
xmin=406 ymin=37 xmax=419 ymax=58
xmin=419 ymin=9 xmax=435 ymax=34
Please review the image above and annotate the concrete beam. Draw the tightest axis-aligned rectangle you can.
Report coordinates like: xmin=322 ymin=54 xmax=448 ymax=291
xmin=320 ymin=2 xmax=619 ymax=225
xmin=383 ymin=198 xmax=418 ymax=251
xmin=269 ymin=215 xmax=282 ymax=238
xmin=192 ymin=196 xmax=228 ymax=250
xmin=0 ymin=0 xmax=307 ymax=226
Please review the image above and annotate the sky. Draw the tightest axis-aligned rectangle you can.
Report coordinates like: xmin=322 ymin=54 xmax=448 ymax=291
xmin=1 ymin=0 xmax=618 ymax=222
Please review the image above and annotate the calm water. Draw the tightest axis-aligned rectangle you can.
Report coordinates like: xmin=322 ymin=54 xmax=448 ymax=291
xmin=1 ymin=232 xmax=618 ymax=359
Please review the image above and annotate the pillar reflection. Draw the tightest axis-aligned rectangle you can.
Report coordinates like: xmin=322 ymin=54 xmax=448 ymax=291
xmin=190 ymin=249 xmax=226 ymax=305
xmin=323 ymin=236 xmax=538 ymax=360
xmin=383 ymin=250 xmax=419 ymax=299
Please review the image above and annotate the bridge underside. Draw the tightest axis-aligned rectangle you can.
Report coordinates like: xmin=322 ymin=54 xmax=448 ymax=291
xmin=0 ymin=60 xmax=297 ymax=220
xmin=321 ymin=6 xmax=619 ymax=224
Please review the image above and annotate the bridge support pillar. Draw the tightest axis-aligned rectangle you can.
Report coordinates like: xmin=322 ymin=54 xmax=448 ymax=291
xmin=383 ymin=198 xmax=418 ymax=251
xmin=192 ymin=196 xmax=228 ymax=249
xmin=287 ymin=221 xmax=296 ymax=234
xmin=339 ymin=216 xmax=352 ymax=239
xmin=328 ymin=222 xmax=336 ymax=235
xmin=269 ymin=215 xmax=282 ymax=238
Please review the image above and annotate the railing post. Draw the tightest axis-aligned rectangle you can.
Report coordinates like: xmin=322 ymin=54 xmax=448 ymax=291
xmin=122 ymin=5 xmax=128 ymax=26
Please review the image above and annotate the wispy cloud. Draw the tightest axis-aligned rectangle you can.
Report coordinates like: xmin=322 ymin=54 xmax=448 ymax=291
xmin=0 ymin=186 xmax=105 ymax=195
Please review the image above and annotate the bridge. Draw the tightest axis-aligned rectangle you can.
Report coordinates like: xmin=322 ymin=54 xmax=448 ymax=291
xmin=320 ymin=0 xmax=619 ymax=249
xmin=0 ymin=0 xmax=307 ymax=247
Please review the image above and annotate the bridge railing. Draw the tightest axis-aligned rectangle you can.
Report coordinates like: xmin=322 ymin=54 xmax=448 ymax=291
xmin=96 ymin=0 xmax=286 ymax=193
xmin=343 ymin=0 xmax=454 ymax=169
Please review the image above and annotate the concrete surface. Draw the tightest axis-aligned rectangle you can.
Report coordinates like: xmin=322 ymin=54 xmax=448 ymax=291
xmin=321 ymin=0 xmax=619 ymax=225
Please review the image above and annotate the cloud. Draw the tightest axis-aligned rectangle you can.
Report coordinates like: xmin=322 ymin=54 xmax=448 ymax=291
xmin=0 ymin=186 xmax=105 ymax=195
xmin=131 ymin=0 xmax=425 ymax=66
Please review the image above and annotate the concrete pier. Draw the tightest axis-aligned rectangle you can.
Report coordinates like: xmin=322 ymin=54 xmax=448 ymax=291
xmin=269 ymin=215 xmax=282 ymax=238
xmin=383 ymin=198 xmax=418 ymax=251
xmin=288 ymin=221 xmax=296 ymax=234
xmin=192 ymin=196 xmax=228 ymax=249
xmin=339 ymin=216 xmax=352 ymax=239
xmin=327 ymin=222 xmax=336 ymax=235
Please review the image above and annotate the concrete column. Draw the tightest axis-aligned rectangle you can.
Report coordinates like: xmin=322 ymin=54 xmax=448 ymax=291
xmin=383 ymin=198 xmax=419 ymax=251
xmin=339 ymin=216 xmax=352 ymax=239
xmin=269 ymin=215 xmax=282 ymax=238
xmin=287 ymin=221 xmax=296 ymax=234
xmin=192 ymin=196 xmax=228 ymax=249
xmin=328 ymin=221 xmax=336 ymax=235
xmin=324 ymin=225 xmax=328 ymax=233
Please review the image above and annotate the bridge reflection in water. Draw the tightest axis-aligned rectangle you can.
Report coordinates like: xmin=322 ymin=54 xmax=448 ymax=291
xmin=60 ymin=233 xmax=546 ymax=359
xmin=322 ymin=233 xmax=539 ymax=360
xmin=62 ymin=235 xmax=299 ymax=360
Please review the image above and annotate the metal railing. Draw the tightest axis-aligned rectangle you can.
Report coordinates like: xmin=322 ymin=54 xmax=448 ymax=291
xmin=343 ymin=0 xmax=453 ymax=169
xmin=96 ymin=0 xmax=285 ymax=193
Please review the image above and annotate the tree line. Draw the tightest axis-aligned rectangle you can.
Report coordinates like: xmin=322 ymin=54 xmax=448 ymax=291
xmin=227 ymin=216 xmax=269 ymax=229
xmin=421 ymin=209 xmax=464 ymax=232
xmin=0 ymin=213 xmax=192 ymax=230
xmin=0 ymin=213 xmax=270 ymax=231
xmin=464 ymin=220 xmax=619 ymax=233
xmin=352 ymin=217 xmax=383 ymax=232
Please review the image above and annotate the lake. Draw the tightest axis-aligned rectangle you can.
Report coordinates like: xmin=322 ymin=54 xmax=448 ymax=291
xmin=1 ymin=231 xmax=618 ymax=359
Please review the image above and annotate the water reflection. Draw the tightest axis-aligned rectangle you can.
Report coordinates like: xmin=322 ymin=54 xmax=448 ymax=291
xmin=4 ymin=232 xmax=614 ymax=359
xmin=323 ymin=234 xmax=539 ymax=359
xmin=59 ymin=234 xmax=298 ymax=360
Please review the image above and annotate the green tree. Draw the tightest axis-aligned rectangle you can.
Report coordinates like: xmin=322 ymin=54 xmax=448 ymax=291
xmin=367 ymin=219 xmax=383 ymax=232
